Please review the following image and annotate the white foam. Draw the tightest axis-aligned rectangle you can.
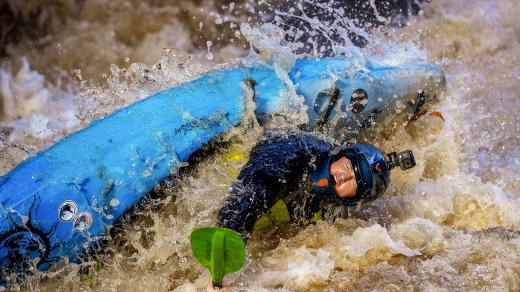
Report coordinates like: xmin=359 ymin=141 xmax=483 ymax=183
xmin=342 ymin=224 xmax=421 ymax=257
xmin=0 ymin=58 xmax=81 ymax=142
xmin=258 ymin=248 xmax=334 ymax=289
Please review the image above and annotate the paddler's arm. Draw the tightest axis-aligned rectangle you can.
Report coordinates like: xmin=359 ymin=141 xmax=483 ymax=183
xmin=217 ymin=130 xmax=334 ymax=239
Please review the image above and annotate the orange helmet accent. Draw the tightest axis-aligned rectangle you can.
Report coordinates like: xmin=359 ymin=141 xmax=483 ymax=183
xmin=315 ymin=178 xmax=329 ymax=187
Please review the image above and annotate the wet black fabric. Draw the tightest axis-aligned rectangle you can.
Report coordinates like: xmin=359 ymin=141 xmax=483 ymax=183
xmin=217 ymin=130 xmax=335 ymax=238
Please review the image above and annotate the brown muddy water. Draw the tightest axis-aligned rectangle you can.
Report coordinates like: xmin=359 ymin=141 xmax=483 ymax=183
xmin=0 ymin=0 xmax=519 ymax=291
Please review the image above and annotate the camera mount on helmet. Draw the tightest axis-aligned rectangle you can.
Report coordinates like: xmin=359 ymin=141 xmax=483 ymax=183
xmin=385 ymin=150 xmax=416 ymax=171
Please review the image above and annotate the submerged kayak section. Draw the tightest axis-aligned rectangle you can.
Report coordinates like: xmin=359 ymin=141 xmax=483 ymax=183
xmin=0 ymin=56 xmax=444 ymax=279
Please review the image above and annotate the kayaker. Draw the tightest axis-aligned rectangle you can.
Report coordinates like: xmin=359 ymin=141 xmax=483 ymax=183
xmin=217 ymin=129 xmax=417 ymax=239
xmin=198 ymin=129 xmax=416 ymax=290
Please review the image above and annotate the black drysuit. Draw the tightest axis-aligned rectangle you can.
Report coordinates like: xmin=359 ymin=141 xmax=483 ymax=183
xmin=217 ymin=130 xmax=338 ymax=238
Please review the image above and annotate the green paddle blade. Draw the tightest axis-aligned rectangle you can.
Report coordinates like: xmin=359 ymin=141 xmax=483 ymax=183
xmin=190 ymin=227 xmax=246 ymax=285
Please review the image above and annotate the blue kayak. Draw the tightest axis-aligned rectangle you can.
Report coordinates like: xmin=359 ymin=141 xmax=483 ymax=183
xmin=0 ymin=56 xmax=445 ymax=277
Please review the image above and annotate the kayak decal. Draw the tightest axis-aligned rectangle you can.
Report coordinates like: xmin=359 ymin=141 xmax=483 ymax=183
xmin=0 ymin=219 xmax=59 ymax=273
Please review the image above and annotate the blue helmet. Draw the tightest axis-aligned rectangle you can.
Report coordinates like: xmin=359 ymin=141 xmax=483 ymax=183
xmin=310 ymin=144 xmax=415 ymax=205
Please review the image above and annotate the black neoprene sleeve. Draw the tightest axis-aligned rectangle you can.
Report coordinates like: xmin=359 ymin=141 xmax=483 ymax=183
xmin=217 ymin=130 xmax=334 ymax=239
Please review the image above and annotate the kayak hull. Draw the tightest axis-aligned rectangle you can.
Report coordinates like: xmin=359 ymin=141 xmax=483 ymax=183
xmin=0 ymin=56 xmax=445 ymax=277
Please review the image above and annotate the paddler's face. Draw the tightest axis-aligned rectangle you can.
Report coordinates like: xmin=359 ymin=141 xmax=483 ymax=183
xmin=329 ymin=156 xmax=357 ymax=198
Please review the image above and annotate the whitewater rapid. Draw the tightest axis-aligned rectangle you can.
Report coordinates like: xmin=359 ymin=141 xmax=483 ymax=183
xmin=0 ymin=0 xmax=519 ymax=291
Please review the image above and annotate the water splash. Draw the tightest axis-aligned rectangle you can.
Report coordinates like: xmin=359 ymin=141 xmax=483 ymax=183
xmin=0 ymin=0 xmax=519 ymax=291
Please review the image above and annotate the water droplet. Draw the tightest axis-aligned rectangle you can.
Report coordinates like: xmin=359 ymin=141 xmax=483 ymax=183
xmin=206 ymin=41 xmax=214 ymax=60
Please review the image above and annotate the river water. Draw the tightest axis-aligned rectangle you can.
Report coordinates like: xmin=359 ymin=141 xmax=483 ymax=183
xmin=0 ymin=0 xmax=519 ymax=291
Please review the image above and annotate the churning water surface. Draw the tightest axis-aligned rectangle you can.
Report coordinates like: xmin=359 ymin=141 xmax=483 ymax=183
xmin=0 ymin=0 xmax=519 ymax=291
